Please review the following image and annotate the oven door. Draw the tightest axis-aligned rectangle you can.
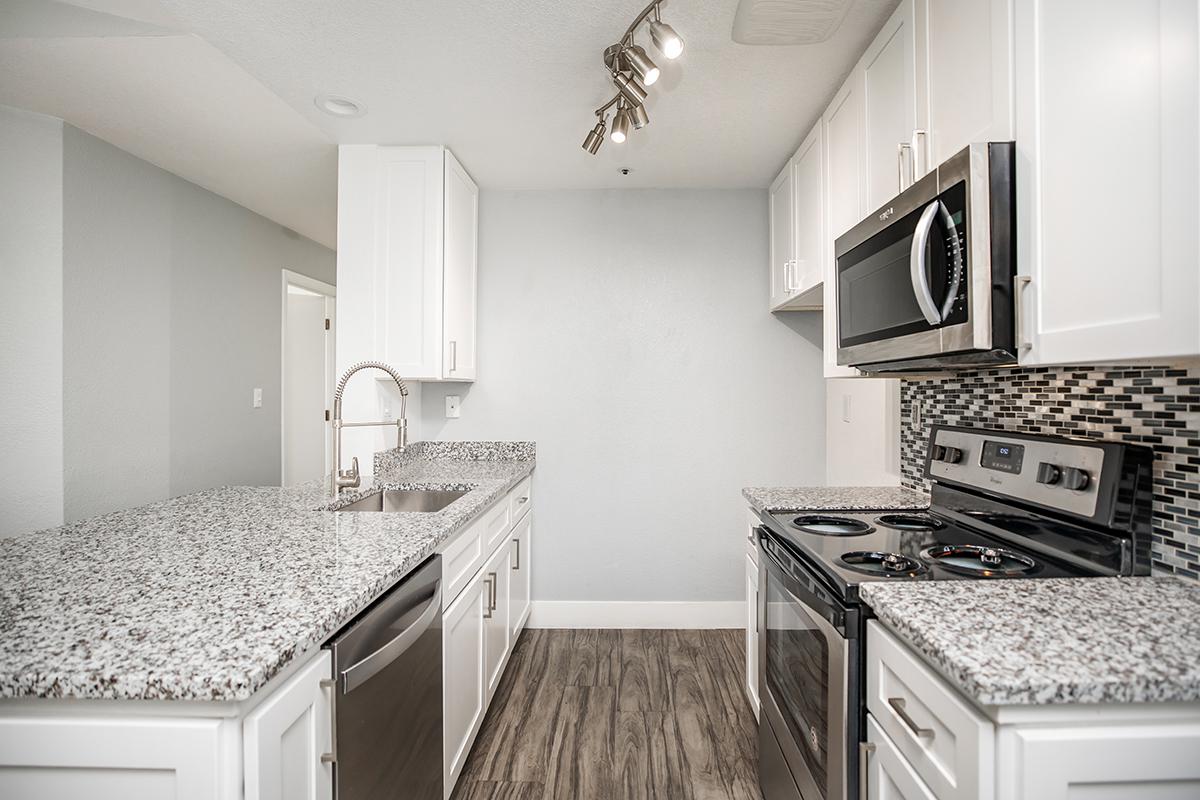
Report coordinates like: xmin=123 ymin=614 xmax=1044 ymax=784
xmin=758 ymin=528 xmax=856 ymax=800
xmin=835 ymin=143 xmax=1012 ymax=369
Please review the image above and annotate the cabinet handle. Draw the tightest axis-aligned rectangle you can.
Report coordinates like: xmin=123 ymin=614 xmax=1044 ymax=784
xmin=482 ymin=574 xmax=494 ymax=618
xmin=319 ymin=678 xmax=337 ymax=765
xmin=859 ymin=741 xmax=875 ymax=796
xmin=449 ymin=340 xmax=457 ymax=373
xmin=897 ymin=141 xmax=913 ymax=191
xmin=512 ymin=538 xmax=520 ymax=571
xmin=488 ymin=571 xmax=497 ymax=612
xmin=1015 ymin=275 xmax=1033 ymax=351
xmin=888 ymin=697 xmax=934 ymax=739
xmin=911 ymin=129 xmax=926 ymax=181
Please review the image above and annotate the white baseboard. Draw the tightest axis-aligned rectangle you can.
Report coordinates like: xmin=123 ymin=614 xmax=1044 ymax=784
xmin=526 ymin=600 xmax=745 ymax=629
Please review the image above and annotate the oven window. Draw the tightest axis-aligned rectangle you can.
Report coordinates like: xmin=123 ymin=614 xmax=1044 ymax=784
xmin=764 ymin=571 xmax=829 ymax=791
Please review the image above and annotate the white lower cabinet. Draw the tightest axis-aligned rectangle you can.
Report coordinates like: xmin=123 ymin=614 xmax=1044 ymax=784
xmin=442 ymin=567 xmax=486 ymax=792
xmin=439 ymin=478 xmax=534 ymax=799
xmin=243 ymin=650 xmax=333 ymax=800
xmin=867 ymin=621 xmax=1200 ymax=800
xmin=865 ymin=715 xmax=937 ymax=800
xmin=744 ymin=552 xmax=759 ymax=718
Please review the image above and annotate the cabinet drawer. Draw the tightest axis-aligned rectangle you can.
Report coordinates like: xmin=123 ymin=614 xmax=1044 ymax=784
xmin=867 ymin=621 xmax=994 ymax=800
xmin=865 ymin=714 xmax=937 ymax=800
xmin=440 ymin=516 xmax=485 ymax=604
xmin=508 ymin=476 xmax=532 ymax=523
xmin=482 ymin=495 xmax=512 ymax=554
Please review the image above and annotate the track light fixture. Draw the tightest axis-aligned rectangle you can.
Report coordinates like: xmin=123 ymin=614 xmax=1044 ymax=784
xmin=581 ymin=0 xmax=685 ymax=155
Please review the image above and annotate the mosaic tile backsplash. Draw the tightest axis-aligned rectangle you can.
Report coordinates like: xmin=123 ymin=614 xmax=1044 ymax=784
xmin=899 ymin=365 xmax=1200 ymax=579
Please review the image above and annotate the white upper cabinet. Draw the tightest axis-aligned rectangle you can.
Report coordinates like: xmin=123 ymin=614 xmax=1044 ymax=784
xmin=862 ymin=0 xmax=920 ymax=210
xmin=915 ymin=0 xmax=1014 ymax=172
xmin=337 ymin=145 xmax=478 ymax=382
xmin=768 ymin=162 xmax=795 ymax=310
xmin=1014 ymin=0 xmax=1200 ymax=365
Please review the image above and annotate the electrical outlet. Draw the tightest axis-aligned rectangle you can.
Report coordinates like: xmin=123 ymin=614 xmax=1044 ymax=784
xmin=253 ymin=388 xmax=263 ymax=408
xmin=445 ymin=395 xmax=461 ymax=419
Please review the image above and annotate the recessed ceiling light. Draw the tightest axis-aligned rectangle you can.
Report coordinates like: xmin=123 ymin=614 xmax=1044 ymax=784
xmin=315 ymin=94 xmax=366 ymax=118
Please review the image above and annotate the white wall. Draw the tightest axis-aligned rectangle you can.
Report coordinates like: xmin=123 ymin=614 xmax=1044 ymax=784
xmin=59 ymin=127 xmax=336 ymax=521
xmin=826 ymin=377 xmax=901 ymax=486
xmin=0 ymin=107 xmax=64 ymax=536
xmin=419 ymin=189 xmax=826 ymax=604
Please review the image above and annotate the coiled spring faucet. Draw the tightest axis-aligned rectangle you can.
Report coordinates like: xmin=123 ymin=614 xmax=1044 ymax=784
xmin=331 ymin=361 xmax=409 ymax=495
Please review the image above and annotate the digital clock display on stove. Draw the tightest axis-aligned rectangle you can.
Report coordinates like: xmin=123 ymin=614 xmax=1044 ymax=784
xmin=981 ymin=440 xmax=1025 ymax=473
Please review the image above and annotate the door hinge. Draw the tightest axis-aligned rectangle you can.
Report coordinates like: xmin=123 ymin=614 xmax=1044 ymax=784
xmin=324 ymin=318 xmax=331 ymax=330
xmin=325 ymin=409 xmax=330 ymax=421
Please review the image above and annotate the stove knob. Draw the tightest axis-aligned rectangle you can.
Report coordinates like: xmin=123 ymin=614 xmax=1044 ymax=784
xmin=1062 ymin=467 xmax=1090 ymax=491
xmin=943 ymin=446 xmax=963 ymax=464
xmin=1036 ymin=462 xmax=1061 ymax=485
xmin=930 ymin=444 xmax=947 ymax=462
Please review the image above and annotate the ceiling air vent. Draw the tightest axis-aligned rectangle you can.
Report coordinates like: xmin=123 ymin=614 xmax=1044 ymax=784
xmin=731 ymin=0 xmax=854 ymax=45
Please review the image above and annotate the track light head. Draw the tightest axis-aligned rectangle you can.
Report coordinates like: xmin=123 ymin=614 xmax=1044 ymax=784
xmin=624 ymin=44 xmax=660 ymax=86
xmin=650 ymin=18 xmax=684 ymax=59
xmin=611 ymin=106 xmax=631 ymax=144
xmin=629 ymin=103 xmax=649 ymax=130
xmin=612 ymin=72 xmax=648 ymax=107
xmin=582 ymin=119 xmax=606 ymax=154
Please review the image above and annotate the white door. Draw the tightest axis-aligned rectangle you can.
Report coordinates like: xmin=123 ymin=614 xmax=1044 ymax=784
xmin=243 ymin=651 xmax=333 ymax=800
xmin=443 ymin=150 xmax=478 ymax=381
xmin=283 ymin=272 xmax=335 ymax=486
xmin=443 ymin=574 xmax=485 ymax=794
xmin=1015 ymin=0 xmax=1200 ymax=365
xmin=864 ymin=716 xmax=938 ymax=800
xmin=481 ymin=542 xmax=511 ymax=699
xmin=508 ymin=512 xmax=531 ymax=640
xmin=791 ymin=122 xmax=824 ymax=295
xmin=917 ymin=0 xmax=1014 ymax=171
xmin=768 ymin=161 xmax=796 ymax=309
xmin=862 ymin=0 xmax=919 ymax=210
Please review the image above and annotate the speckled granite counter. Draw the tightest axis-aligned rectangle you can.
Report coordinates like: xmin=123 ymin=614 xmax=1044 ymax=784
xmin=860 ymin=577 xmax=1200 ymax=705
xmin=0 ymin=441 xmax=534 ymax=702
xmin=742 ymin=486 xmax=929 ymax=515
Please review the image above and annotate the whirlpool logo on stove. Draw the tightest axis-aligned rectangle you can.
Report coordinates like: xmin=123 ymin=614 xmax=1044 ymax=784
xmin=879 ymin=207 xmax=895 ymax=222
xmin=809 ymin=725 xmax=820 ymax=751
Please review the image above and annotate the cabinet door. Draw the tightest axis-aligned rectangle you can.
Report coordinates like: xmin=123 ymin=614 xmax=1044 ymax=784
xmin=768 ymin=162 xmax=795 ymax=310
xmin=482 ymin=543 xmax=511 ymax=699
xmin=444 ymin=574 xmax=486 ymax=791
xmin=917 ymin=0 xmax=1013 ymax=171
xmin=443 ymin=150 xmax=478 ymax=381
xmin=789 ymin=122 xmax=824 ymax=302
xmin=862 ymin=0 xmax=919 ymax=211
xmin=864 ymin=715 xmax=938 ymax=800
xmin=1015 ymin=0 xmax=1200 ymax=365
xmin=744 ymin=553 xmax=759 ymax=719
xmin=243 ymin=651 xmax=333 ymax=800
xmin=508 ymin=512 xmax=531 ymax=640
xmin=996 ymin=720 xmax=1200 ymax=800
xmin=375 ymin=146 xmax=445 ymax=380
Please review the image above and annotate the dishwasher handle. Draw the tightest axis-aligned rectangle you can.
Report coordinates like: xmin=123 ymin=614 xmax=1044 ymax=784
xmin=340 ymin=578 xmax=441 ymax=694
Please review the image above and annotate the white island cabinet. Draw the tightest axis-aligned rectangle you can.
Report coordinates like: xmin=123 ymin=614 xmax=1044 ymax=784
xmin=864 ymin=621 xmax=1200 ymax=800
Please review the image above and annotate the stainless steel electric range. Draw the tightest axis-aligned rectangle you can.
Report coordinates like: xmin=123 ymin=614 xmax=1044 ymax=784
xmin=755 ymin=424 xmax=1155 ymax=800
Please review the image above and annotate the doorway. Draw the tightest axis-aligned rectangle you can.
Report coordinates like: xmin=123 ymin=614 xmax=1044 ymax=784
xmin=282 ymin=270 xmax=336 ymax=486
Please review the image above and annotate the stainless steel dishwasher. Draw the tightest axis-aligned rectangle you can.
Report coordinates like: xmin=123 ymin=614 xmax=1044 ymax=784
xmin=326 ymin=554 xmax=442 ymax=800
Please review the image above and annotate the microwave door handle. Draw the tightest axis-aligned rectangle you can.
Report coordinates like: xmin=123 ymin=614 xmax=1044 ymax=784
xmin=936 ymin=201 xmax=963 ymax=320
xmin=910 ymin=200 xmax=944 ymax=325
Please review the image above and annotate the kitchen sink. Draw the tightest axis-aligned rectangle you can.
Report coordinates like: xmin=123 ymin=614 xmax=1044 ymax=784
xmin=338 ymin=489 xmax=468 ymax=513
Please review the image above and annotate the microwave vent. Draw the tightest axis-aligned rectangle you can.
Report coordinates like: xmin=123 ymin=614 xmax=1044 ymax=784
xmin=731 ymin=0 xmax=853 ymax=45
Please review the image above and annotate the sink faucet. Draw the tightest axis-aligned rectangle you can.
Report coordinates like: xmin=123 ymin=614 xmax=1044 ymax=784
xmin=331 ymin=361 xmax=409 ymax=496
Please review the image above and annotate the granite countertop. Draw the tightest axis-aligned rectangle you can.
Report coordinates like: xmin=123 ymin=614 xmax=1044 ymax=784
xmin=860 ymin=577 xmax=1200 ymax=705
xmin=0 ymin=441 xmax=534 ymax=702
xmin=742 ymin=486 xmax=929 ymax=515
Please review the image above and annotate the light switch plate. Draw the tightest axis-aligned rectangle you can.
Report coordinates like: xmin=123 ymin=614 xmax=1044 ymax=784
xmin=841 ymin=393 xmax=851 ymax=423
xmin=445 ymin=395 xmax=461 ymax=419
xmin=253 ymin=388 xmax=263 ymax=408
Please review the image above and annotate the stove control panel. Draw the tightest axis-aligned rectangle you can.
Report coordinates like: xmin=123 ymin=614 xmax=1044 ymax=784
xmin=926 ymin=427 xmax=1105 ymax=518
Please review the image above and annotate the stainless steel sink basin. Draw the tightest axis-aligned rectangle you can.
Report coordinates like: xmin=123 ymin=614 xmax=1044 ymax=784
xmin=339 ymin=489 xmax=468 ymax=513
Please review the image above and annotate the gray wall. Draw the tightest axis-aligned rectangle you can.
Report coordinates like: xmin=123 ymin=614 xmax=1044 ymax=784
xmin=0 ymin=107 xmax=64 ymax=536
xmin=61 ymin=127 xmax=335 ymax=521
xmin=419 ymin=189 xmax=826 ymax=603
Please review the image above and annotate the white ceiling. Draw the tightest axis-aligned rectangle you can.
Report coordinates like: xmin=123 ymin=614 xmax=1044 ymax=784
xmin=1 ymin=0 xmax=899 ymax=247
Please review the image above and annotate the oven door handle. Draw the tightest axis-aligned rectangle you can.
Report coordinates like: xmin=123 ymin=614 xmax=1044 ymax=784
xmin=910 ymin=200 xmax=944 ymax=325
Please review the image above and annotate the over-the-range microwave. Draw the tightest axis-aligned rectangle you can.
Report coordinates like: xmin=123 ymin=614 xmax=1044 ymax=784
xmin=835 ymin=142 xmax=1017 ymax=373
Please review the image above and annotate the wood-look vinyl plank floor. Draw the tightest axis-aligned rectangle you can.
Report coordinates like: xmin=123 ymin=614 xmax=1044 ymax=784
xmin=451 ymin=629 xmax=761 ymax=800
